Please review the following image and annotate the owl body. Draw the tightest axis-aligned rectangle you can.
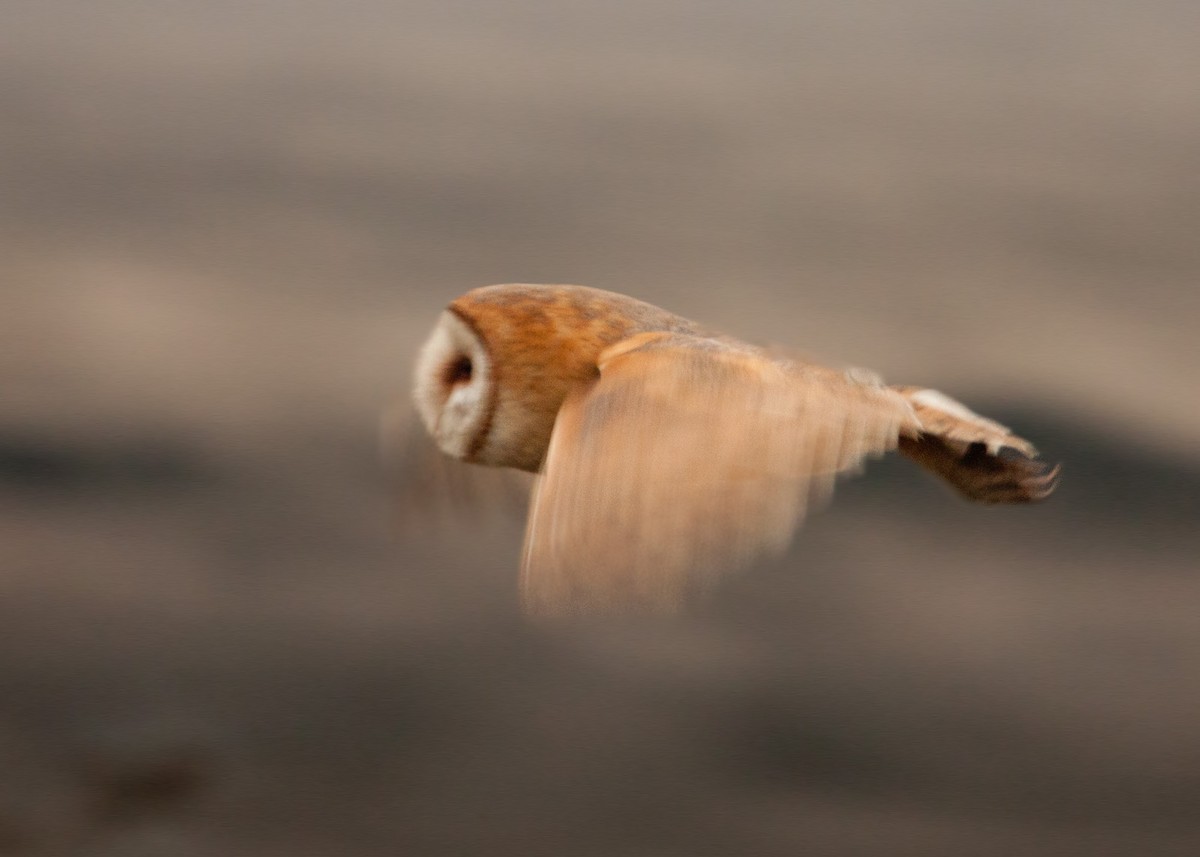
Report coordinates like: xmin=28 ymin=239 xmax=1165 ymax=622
xmin=411 ymin=284 xmax=1058 ymax=615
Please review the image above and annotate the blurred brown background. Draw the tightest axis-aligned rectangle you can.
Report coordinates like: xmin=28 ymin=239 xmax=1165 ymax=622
xmin=2 ymin=1 xmax=1199 ymax=854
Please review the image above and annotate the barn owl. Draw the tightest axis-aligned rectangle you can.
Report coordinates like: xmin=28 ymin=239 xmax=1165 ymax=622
xmin=411 ymin=284 xmax=1059 ymax=616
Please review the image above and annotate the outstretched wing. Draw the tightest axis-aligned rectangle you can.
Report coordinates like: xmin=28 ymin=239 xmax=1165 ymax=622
xmin=520 ymin=333 xmax=919 ymax=616
xmin=891 ymin=386 xmax=1060 ymax=503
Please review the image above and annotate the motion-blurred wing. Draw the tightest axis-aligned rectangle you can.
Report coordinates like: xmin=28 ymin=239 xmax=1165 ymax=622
xmin=521 ymin=333 xmax=919 ymax=616
xmin=891 ymin=386 xmax=1060 ymax=503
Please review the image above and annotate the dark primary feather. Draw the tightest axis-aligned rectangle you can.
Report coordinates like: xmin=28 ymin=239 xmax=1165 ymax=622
xmin=898 ymin=435 xmax=1060 ymax=503
xmin=890 ymin=385 xmax=1060 ymax=504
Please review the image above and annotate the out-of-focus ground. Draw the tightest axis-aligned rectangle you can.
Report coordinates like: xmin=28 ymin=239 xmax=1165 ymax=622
xmin=2 ymin=1 xmax=1199 ymax=854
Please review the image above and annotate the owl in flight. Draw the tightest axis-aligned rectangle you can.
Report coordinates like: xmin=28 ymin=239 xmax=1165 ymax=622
xmin=411 ymin=284 xmax=1058 ymax=616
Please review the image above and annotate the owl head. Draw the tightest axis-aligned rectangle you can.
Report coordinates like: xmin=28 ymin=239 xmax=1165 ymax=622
xmin=413 ymin=284 xmax=693 ymax=472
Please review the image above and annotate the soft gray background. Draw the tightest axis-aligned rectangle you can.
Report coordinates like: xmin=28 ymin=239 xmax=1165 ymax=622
xmin=2 ymin=1 xmax=1198 ymax=854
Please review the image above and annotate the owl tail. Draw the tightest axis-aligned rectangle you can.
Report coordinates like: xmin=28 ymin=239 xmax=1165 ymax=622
xmin=890 ymin=386 xmax=1059 ymax=504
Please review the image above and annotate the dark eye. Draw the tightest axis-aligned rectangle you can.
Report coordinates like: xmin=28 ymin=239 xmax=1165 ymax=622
xmin=443 ymin=354 xmax=473 ymax=386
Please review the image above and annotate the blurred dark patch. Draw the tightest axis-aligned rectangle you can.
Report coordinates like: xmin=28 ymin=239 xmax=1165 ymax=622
xmin=83 ymin=738 xmax=214 ymax=828
xmin=0 ymin=430 xmax=210 ymax=496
